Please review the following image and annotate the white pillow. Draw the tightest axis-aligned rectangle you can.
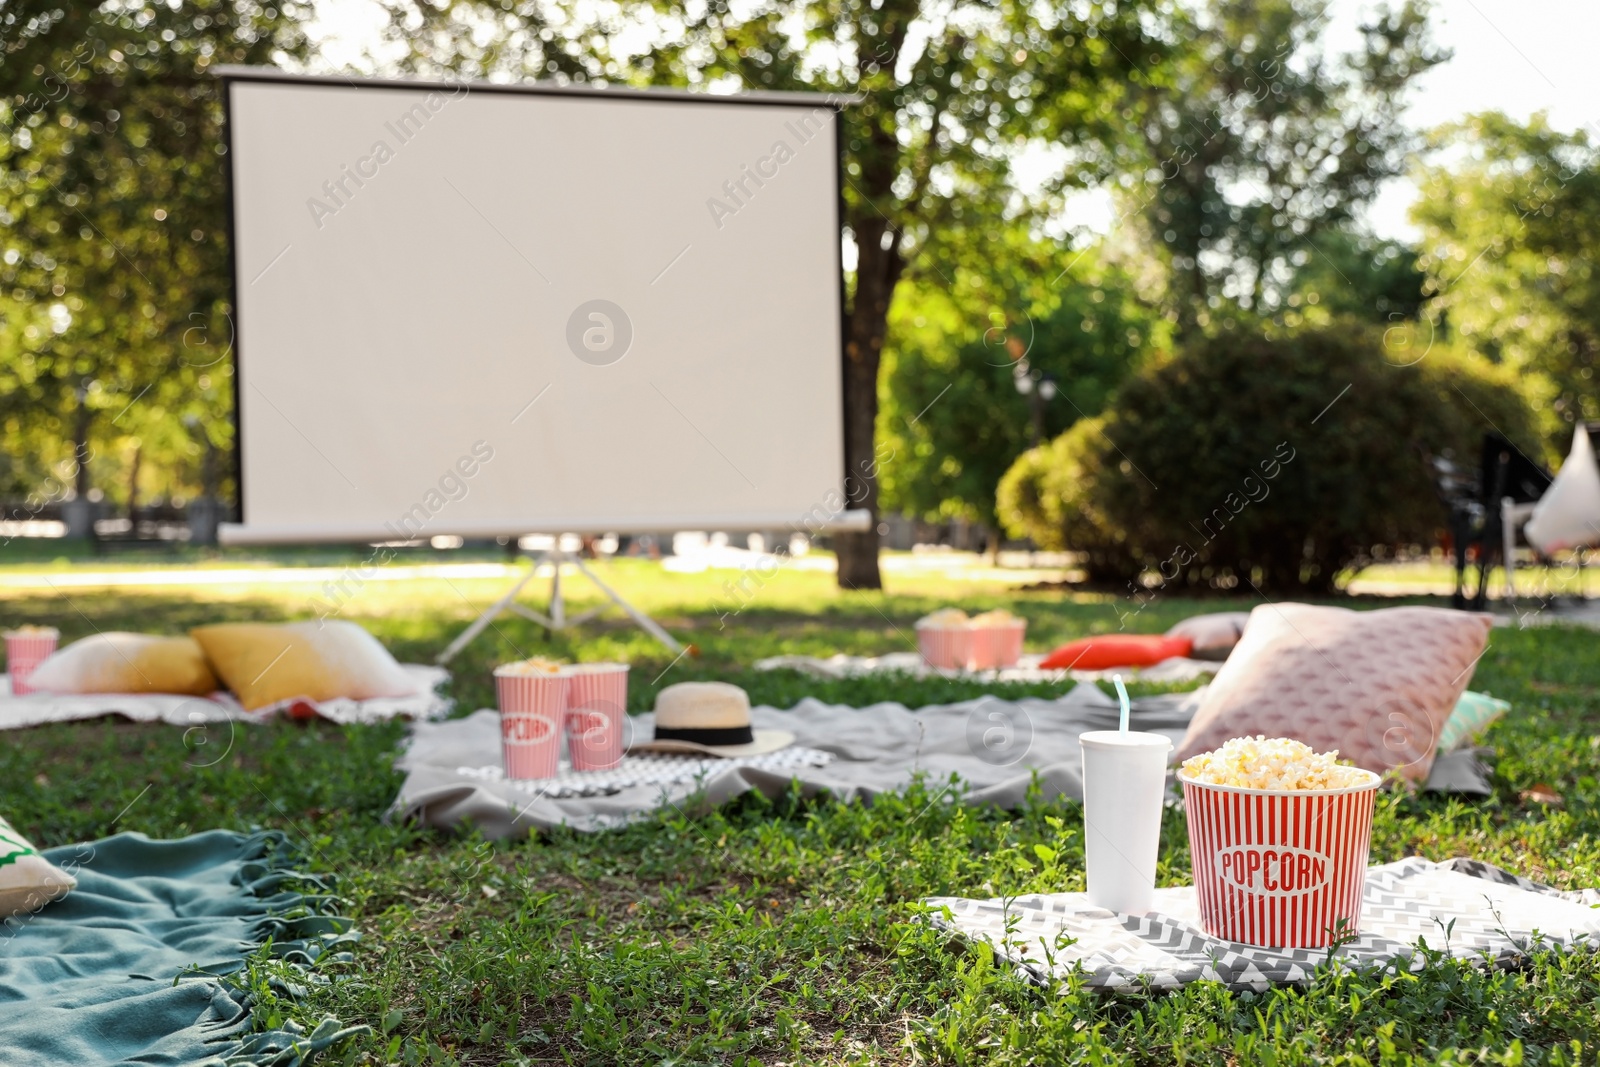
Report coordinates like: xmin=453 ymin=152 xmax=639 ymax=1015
xmin=0 ymin=815 xmax=76 ymax=917
xmin=1165 ymin=611 xmax=1251 ymax=660
xmin=1525 ymin=425 xmax=1600 ymax=554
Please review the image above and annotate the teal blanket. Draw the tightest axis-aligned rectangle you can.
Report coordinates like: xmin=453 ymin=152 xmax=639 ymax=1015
xmin=1 ymin=830 xmax=364 ymax=1066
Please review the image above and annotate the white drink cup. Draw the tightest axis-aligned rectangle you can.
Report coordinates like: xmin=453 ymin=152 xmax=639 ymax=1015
xmin=1079 ymin=730 xmax=1172 ymax=914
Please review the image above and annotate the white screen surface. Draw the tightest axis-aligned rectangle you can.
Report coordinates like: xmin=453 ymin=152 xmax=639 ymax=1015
xmin=222 ymin=73 xmax=847 ymax=542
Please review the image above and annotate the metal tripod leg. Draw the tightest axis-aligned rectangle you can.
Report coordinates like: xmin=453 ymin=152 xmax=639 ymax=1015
xmin=437 ymin=546 xmax=685 ymax=663
xmin=436 ymin=559 xmax=542 ymax=664
xmin=571 ymin=555 xmax=684 ymax=653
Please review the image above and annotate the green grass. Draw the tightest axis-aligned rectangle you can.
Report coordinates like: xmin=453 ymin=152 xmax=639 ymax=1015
xmin=3 ymin=552 xmax=1600 ymax=1065
xmin=1346 ymin=559 xmax=1600 ymax=598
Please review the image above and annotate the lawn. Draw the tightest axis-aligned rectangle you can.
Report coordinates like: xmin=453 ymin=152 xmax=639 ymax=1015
xmin=3 ymin=550 xmax=1600 ymax=1065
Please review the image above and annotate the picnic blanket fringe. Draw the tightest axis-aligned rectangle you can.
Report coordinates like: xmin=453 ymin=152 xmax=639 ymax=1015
xmin=185 ymin=830 xmax=370 ymax=1067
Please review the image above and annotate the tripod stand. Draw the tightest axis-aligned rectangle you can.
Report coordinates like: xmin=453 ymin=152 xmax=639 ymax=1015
xmin=436 ymin=547 xmax=683 ymax=664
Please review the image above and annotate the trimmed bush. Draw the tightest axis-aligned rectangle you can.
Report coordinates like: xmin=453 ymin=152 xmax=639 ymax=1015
xmin=997 ymin=323 xmax=1540 ymax=593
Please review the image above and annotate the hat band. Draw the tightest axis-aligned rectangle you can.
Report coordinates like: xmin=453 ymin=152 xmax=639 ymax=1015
xmin=653 ymin=724 xmax=754 ymax=747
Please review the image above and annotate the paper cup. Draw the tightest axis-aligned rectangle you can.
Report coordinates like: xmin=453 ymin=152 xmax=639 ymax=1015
xmin=564 ymin=662 xmax=629 ymax=771
xmin=5 ymin=628 xmax=59 ymax=696
xmin=917 ymin=624 xmax=970 ymax=670
xmin=967 ymin=620 xmax=1026 ymax=670
xmin=1080 ymin=730 xmax=1172 ymax=914
xmin=494 ymin=668 xmax=568 ymax=780
xmin=1180 ymin=769 xmax=1381 ymax=947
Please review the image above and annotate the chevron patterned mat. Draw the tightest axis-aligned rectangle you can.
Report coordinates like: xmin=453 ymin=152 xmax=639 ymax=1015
xmin=924 ymin=858 xmax=1600 ymax=992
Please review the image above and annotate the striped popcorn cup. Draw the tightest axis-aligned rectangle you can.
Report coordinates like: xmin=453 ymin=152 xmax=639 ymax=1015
xmin=5 ymin=627 xmax=59 ymax=696
xmin=966 ymin=620 xmax=1026 ymax=670
xmin=494 ymin=667 xmax=568 ymax=780
xmin=1179 ymin=768 xmax=1380 ymax=948
xmin=916 ymin=624 xmax=970 ymax=670
xmin=563 ymin=662 xmax=629 ymax=771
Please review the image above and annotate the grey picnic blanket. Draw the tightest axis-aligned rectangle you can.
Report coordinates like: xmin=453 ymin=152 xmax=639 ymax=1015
xmin=392 ymin=684 xmax=1490 ymax=837
xmin=925 ymin=857 xmax=1600 ymax=992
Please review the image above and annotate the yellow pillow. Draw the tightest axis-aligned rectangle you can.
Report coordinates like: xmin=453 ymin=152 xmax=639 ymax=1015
xmin=26 ymin=633 xmax=218 ymax=696
xmin=190 ymin=621 xmax=416 ymax=711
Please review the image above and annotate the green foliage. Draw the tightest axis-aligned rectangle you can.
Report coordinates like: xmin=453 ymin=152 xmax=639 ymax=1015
xmin=998 ymin=323 xmax=1540 ymax=593
xmin=997 ymin=414 xmax=1139 ymax=581
xmin=1287 ymin=228 xmax=1430 ymax=327
xmin=0 ymin=0 xmax=309 ymax=506
xmin=5 ymin=564 xmax=1600 ymax=1063
xmin=1413 ymin=112 xmax=1600 ymax=437
xmin=1118 ymin=0 xmax=1445 ymax=334
xmin=877 ymin=247 xmax=1162 ymax=528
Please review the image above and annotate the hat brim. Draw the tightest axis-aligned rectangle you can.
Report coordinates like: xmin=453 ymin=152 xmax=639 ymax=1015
xmin=628 ymin=729 xmax=795 ymax=758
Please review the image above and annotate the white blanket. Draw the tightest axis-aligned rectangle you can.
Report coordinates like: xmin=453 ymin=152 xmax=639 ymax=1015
xmin=0 ymin=664 xmax=451 ymax=728
xmin=928 ymin=857 xmax=1600 ymax=991
xmin=754 ymin=651 xmax=1222 ymax=684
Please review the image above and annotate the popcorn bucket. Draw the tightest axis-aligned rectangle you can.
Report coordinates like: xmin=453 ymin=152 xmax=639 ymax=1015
xmin=564 ymin=663 xmax=629 ymax=771
xmin=1180 ymin=769 xmax=1381 ymax=948
xmin=917 ymin=624 xmax=970 ymax=670
xmin=494 ymin=668 xmax=568 ymax=780
xmin=5 ymin=628 xmax=59 ymax=696
xmin=966 ymin=620 xmax=1026 ymax=670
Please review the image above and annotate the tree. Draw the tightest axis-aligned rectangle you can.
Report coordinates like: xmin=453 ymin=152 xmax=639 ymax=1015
xmin=877 ymin=242 xmax=1161 ymax=537
xmin=998 ymin=322 xmax=1540 ymax=594
xmin=1285 ymin=227 xmax=1427 ymax=327
xmin=1413 ymin=112 xmax=1600 ymax=437
xmin=0 ymin=1 xmax=307 ymax=514
xmin=378 ymin=0 xmax=1164 ymax=587
xmin=1115 ymin=0 xmax=1444 ymax=336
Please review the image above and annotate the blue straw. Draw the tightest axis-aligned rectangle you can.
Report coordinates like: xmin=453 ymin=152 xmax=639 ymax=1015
xmin=1113 ymin=674 xmax=1130 ymax=735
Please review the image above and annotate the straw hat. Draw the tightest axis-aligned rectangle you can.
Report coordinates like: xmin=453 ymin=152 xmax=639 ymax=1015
xmin=630 ymin=681 xmax=794 ymax=757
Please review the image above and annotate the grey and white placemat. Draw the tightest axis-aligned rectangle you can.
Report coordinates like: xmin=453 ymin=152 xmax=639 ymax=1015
xmin=451 ymin=745 xmax=835 ymax=799
xmin=0 ymin=664 xmax=452 ymax=729
xmin=754 ymin=652 xmax=1222 ymax=684
xmin=924 ymin=858 xmax=1600 ymax=992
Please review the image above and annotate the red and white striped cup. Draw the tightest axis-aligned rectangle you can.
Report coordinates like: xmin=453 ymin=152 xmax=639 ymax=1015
xmin=966 ymin=620 xmax=1026 ymax=670
xmin=494 ymin=667 xmax=568 ymax=780
xmin=563 ymin=662 xmax=629 ymax=771
xmin=916 ymin=624 xmax=970 ymax=670
xmin=5 ymin=628 xmax=59 ymax=696
xmin=1180 ymin=769 xmax=1381 ymax=948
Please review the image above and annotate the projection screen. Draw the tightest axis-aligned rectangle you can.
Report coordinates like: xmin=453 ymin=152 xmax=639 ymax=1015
xmin=218 ymin=69 xmax=857 ymax=543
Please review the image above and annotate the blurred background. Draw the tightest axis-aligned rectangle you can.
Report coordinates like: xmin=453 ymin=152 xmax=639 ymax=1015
xmin=4 ymin=0 xmax=1597 ymax=600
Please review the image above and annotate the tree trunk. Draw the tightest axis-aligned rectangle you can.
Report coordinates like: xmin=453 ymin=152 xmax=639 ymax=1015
xmin=834 ymin=217 xmax=903 ymax=590
xmin=126 ymin=443 xmax=142 ymax=523
xmin=73 ymin=388 xmax=92 ymax=499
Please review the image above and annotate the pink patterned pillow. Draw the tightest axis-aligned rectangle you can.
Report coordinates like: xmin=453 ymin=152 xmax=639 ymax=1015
xmin=1173 ymin=604 xmax=1493 ymax=782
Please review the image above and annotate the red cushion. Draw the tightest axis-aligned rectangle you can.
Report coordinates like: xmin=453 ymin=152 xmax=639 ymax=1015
xmin=1039 ymin=634 xmax=1194 ymax=671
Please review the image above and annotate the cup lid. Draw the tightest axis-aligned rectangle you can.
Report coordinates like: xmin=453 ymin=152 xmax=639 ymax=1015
xmin=1080 ymin=730 xmax=1173 ymax=751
